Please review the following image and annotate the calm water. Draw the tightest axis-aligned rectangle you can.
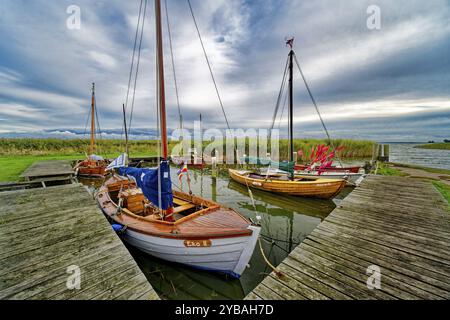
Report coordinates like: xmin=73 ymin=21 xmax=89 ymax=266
xmin=389 ymin=143 xmax=450 ymax=170
xmin=80 ymin=166 xmax=353 ymax=300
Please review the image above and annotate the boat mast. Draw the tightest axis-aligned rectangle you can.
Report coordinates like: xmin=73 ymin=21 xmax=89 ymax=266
xmin=90 ymin=82 xmax=96 ymax=156
xmin=288 ymin=40 xmax=294 ymax=179
xmin=155 ymin=0 xmax=168 ymax=160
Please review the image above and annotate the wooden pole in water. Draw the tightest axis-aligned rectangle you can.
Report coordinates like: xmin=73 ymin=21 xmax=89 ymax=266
xmin=155 ymin=0 xmax=168 ymax=160
xmin=90 ymin=82 xmax=96 ymax=156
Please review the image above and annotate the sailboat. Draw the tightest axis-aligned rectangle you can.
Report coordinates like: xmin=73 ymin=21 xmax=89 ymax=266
xmin=96 ymin=0 xmax=260 ymax=278
xmin=74 ymin=83 xmax=109 ymax=178
xmin=229 ymin=39 xmax=347 ymax=199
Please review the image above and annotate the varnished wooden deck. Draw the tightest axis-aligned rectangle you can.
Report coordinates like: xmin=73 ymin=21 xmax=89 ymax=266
xmin=0 ymin=183 xmax=159 ymax=300
xmin=246 ymin=175 xmax=450 ymax=300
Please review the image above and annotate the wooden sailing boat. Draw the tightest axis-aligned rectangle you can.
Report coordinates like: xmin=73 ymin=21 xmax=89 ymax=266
xmin=229 ymin=39 xmax=346 ymax=199
xmin=96 ymin=0 xmax=260 ymax=278
xmin=74 ymin=83 xmax=109 ymax=178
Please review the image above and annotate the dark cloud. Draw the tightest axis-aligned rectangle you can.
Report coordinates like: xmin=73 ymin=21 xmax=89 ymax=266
xmin=0 ymin=0 xmax=448 ymax=141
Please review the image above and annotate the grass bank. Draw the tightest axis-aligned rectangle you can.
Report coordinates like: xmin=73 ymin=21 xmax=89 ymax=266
xmin=375 ymin=163 xmax=408 ymax=176
xmin=390 ymin=162 xmax=450 ymax=176
xmin=433 ymin=181 xmax=450 ymax=212
xmin=414 ymin=143 xmax=450 ymax=150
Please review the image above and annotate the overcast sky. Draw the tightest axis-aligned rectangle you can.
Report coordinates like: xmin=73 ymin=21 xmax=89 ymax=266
xmin=0 ymin=0 xmax=449 ymax=142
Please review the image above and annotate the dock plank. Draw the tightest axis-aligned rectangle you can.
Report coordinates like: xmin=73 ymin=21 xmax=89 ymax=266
xmin=20 ymin=160 xmax=74 ymax=180
xmin=0 ymin=183 xmax=159 ymax=300
xmin=246 ymin=175 xmax=450 ymax=300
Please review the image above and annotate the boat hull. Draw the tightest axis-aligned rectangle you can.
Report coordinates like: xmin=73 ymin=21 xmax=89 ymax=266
xmin=294 ymin=171 xmax=364 ymax=184
xmin=121 ymin=226 xmax=260 ymax=278
xmin=75 ymin=160 xmax=108 ymax=178
xmin=96 ymin=176 xmax=261 ymax=277
xmin=294 ymin=164 xmax=361 ymax=173
xmin=228 ymin=169 xmax=346 ymax=199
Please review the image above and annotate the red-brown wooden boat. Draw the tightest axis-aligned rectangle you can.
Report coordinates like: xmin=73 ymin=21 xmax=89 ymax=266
xmin=75 ymin=83 xmax=109 ymax=178
xmin=294 ymin=164 xmax=361 ymax=173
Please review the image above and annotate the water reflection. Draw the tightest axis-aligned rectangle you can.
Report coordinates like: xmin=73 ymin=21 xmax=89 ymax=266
xmin=78 ymin=166 xmax=346 ymax=300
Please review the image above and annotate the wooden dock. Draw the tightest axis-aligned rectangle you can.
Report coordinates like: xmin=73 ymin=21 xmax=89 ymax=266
xmin=0 ymin=183 xmax=159 ymax=300
xmin=246 ymin=175 xmax=450 ymax=300
xmin=19 ymin=160 xmax=75 ymax=187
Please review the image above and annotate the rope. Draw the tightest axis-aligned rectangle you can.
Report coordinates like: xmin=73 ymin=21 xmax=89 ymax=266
xmin=128 ymin=0 xmax=148 ymax=136
xmin=164 ymin=0 xmax=183 ymax=130
xmin=187 ymin=0 xmax=231 ymax=130
xmin=258 ymin=237 xmax=284 ymax=278
xmin=293 ymin=52 xmax=343 ymax=166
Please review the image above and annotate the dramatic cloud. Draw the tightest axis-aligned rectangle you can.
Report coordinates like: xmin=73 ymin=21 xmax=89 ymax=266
xmin=0 ymin=0 xmax=448 ymax=141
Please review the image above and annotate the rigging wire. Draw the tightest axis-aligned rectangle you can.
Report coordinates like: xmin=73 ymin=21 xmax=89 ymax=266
xmin=124 ymin=0 xmax=144 ymax=116
xmin=164 ymin=0 xmax=183 ymax=130
xmin=270 ymin=56 xmax=289 ymax=132
xmin=94 ymin=95 xmax=104 ymax=156
xmin=187 ymin=0 xmax=231 ymax=130
xmin=121 ymin=0 xmax=144 ymax=150
xmin=128 ymin=0 xmax=148 ymax=137
xmin=293 ymin=53 xmax=343 ymax=166
xmin=277 ymin=85 xmax=288 ymax=129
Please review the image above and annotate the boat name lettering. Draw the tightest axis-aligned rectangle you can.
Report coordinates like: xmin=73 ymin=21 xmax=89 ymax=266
xmin=183 ymin=239 xmax=212 ymax=247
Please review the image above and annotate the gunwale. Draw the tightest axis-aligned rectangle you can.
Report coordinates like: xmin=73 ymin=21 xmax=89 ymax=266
xmin=228 ymin=169 xmax=346 ymax=199
xmin=97 ymin=175 xmax=253 ymax=240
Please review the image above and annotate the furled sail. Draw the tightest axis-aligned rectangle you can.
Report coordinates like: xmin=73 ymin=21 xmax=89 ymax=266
xmin=242 ymin=156 xmax=295 ymax=173
xmin=118 ymin=161 xmax=173 ymax=210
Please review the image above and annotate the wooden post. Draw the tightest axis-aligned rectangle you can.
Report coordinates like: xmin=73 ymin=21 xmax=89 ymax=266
xmin=211 ymin=150 xmax=218 ymax=178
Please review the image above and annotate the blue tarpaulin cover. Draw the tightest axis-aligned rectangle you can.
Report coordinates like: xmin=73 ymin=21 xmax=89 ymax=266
xmin=118 ymin=161 xmax=173 ymax=210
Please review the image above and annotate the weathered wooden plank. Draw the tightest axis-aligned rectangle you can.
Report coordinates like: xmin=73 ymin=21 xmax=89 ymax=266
xmin=277 ymin=262 xmax=350 ymax=300
xmin=290 ymin=245 xmax=396 ymax=300
xmin=4 ymin=246 xmax=130 ymax=300
xmin=0 ymin=182 xmax=158 ymax=300
xmin=20 ymin=160 xmax=74 ymax=179
xmin=262 ymin=275 xmax=307 ymax=300
xmin=305 ymin=236 xmax=450 ymax=296
xmin=246 ymin=175 xmax=450 ymax=300
xmin=268 ymin=272 xmax=330 ymax=300
xmin=326 ymin=213 xmax=450 ymax=251
xmin=244 ymin=292 xmax=263 ymax=300
xmin=320 ymin=220 xmax=450 ymax=264
xmin=331 ymin=208 xmax=450 ymax=240
xmin=283 ymin=256 xmax=380 ymax=300
xmin=312 ymin=227 xmax=450 ymax=279
xmin=300 ymin=240 xmax=444 ymax=299
xmin=251 ymin=283 xmax=284 ymax=300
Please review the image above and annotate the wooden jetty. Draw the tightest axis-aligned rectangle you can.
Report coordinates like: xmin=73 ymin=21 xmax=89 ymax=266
xmin=19 ymin=160 xmax=75 ymax=187
xmin=246 ymin=175 xmax=450 ymax=300
xmin=0 ymin=183 xmax=159 ymax=300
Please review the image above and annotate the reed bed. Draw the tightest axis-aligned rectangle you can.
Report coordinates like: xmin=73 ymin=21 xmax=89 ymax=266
xmin=0 ymin=138 xmax=375 ymax=160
